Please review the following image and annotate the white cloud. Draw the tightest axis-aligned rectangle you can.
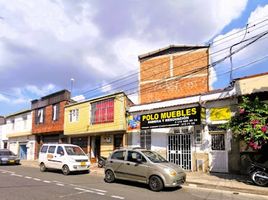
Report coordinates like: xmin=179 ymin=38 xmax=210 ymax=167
xmin=211 ymin=4 xmax=268 ymax=87
xmin=72 ymin=95 xmax=85 ymax=102
xmin=0 ymin=94 xmax=9 ymax=102
xmin=0 ymin=0 xmax=250 ymax=114
xmin=26 ymin=84 xmax=56 ymax=96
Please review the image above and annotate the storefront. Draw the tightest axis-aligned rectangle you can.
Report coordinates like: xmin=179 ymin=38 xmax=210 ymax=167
xmin=128 ymin=88 xmax=237 ymax=172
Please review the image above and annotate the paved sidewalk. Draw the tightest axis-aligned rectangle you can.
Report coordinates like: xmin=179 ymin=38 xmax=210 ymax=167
xmin=20 ymin=160 xmax=268 ymax=196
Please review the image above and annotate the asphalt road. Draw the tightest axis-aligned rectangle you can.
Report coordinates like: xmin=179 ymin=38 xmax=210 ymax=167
xmin=0 ymin=165 xmax=267 ymax=200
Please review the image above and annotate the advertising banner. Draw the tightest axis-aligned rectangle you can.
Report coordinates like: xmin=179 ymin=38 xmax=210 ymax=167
xmin=140 ymin=106 xmax=201 ymax=130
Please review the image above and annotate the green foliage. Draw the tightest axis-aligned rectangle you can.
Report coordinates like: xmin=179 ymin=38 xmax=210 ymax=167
xmin=225 ymin=96 xmax=268 ymax=150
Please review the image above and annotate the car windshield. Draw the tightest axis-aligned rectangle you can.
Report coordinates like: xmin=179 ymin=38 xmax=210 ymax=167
xmin=64 ymin=146 xmax=85 ymax=156
xmin=0 ymin=151 xmax=15 ymax=156
xmin=142 ymin=150 xmax=168 ymax=163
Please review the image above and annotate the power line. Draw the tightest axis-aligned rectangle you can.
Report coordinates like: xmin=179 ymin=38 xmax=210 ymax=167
xmin=81 ymin=17 xmax=268 ymax=97
xmin=83 ymin=29 xmax=268 ymax=100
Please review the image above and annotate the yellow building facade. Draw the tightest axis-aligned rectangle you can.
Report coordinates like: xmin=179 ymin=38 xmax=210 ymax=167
xmin=64 ymin=92 xmax=131 ymax=162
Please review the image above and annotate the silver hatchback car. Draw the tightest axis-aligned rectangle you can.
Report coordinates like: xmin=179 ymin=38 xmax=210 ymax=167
xmin=104 ymin=148 xmax=186 ymax=191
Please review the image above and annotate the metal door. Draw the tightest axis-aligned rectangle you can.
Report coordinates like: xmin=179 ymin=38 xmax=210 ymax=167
xmin=209 ymin=133 xmax=228 ymax=173
xmin=19 ymin=145 xmax=27 ymax=160
xmin=168 ymin=134 xmax=191 ymax=170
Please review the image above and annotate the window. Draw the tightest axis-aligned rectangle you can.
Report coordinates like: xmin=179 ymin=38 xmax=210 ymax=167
xmin=127 ymin=151 xmax=146 ymax=163
xmin=40 ymin=145 xmax=48 ymax=153
xmin=35 ymin=108 xmax=45 ymax=124
xmin=69 ymin=109 xmax=79 ymax=122
xmin=140 ymin=130 xmax=151 ymax=150
xmin=111 ymin=151 xmax=126 ymax=160
xmin=56 ymin=146 xmax=64 ymax=155
xmin=52 ymin=104 xmax=60 ymax=121
xmin=211 ymin=134 xmax=225 ymax=150
xmin=11 ymin=119 xmax=15 ymax=130
xmin=195 ymin=130 xmax=202 ymax=144
xmin=22 ymin=115 xmax=27 ymax=129
xmin=48 ymin=146 xmax=56 ymax=153
xmin=91 ymin=98 xmax=114 ymax=124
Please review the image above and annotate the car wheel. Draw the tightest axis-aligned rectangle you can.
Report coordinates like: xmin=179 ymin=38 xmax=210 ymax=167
xmin=40 ymin=163 xmax=47 ymax=172
xmin=62 ymin=165 xmax=70 ymax=175
xmin=149 ymin=176 xmax=163 ymax=192
xmin=105 ymin=170 xmax=115 ymax=183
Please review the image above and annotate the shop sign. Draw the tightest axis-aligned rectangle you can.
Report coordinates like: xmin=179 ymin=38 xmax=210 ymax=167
xmin=210 ymin=107 xmax=231 ymax=121
xmin=141 ymin=106 xmax=201 ymax=130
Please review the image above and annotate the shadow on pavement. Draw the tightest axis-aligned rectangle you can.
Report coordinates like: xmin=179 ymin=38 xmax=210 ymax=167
xmin=104 ymin=179 xmax=182 ymax=192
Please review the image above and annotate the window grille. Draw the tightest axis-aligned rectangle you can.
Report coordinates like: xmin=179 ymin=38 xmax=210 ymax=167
xmin=211 ymin=134 xmax=225 ymax=150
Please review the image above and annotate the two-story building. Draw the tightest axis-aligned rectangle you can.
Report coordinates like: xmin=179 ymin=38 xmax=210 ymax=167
xmin=64 ymin=92 xmax=132 ymax=163
xmin=4 ymin=110 xmax=35 ymax=160
xmin=0 ymin=116 xmax=7 ymax=149
xmin=31 ymin=90 xmax=71 ymax=159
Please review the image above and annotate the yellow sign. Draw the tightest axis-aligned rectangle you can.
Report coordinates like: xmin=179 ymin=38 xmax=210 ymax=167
xmin=210 ymin=107 xmax=231 ymax=121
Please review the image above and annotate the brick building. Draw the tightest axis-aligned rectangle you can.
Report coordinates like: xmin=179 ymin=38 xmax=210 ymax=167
xmin=139 ymin=45 xmax=209 ymax=104
xmin=31 ymin=90 xmax=71 ymax=158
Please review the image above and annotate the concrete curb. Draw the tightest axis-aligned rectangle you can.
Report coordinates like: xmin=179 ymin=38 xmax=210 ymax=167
xmin=185 ymin=181 xmax=268 ymax=196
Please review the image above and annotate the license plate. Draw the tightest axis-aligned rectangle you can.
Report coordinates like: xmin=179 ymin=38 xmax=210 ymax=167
xmin=81 ymin=162 xmax=86 ymax=166
xmin=9 ymin=160 xmax=15 ymax=163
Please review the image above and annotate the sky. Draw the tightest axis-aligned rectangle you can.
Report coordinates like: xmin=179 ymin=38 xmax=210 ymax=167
xmin=1 ymin=0 xmax=268 ymax=116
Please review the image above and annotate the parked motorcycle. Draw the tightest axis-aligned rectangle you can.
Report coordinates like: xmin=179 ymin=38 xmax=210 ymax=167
xmin=248 ymin=162 xmax=268 ymax=186
xmin=98 ymin=156 xmax=107 ymax=168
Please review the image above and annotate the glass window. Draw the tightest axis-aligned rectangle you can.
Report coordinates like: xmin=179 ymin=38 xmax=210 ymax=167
xmin=140 ymin=130 xmax=151 ymax=150
xmin=127 ymin=151 xmax=146 ymax=163
xmin=52 ymin=104 xmax=60 ymax=121
xmin=195 ymin=130 xmax=202 ymax=144
xmin=65 ymin=146 xmax=85 ymax=156
xmin=40 ymin=145 xmax=48 ymax=153
xmin=48 ymin=146 xmax=56 ymax=154
xmin=91 ymin=98 xmax=114 ymax=124
xmin=56 ymin=146 xmax=64 ymax=155
xmin=111 ymin=151 xmax=126 ymax=160
xmin=69 ymin=109 xmax=79 ymax=122
xmin=35 ymin=108 xmax=45 ymax=124
xmin=142 ymin=150 xmax=168 ymax=163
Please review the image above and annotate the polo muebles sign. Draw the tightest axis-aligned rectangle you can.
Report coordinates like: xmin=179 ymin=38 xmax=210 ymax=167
xmin=141 ymin=106 xmax=201 ymax=129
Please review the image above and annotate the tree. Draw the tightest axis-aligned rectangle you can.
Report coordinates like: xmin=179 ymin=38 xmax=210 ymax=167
xmin=226 ymin=96 xmax=268 ymax=150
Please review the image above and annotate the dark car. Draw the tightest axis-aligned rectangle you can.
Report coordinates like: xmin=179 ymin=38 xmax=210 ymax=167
xmin=0 ymin=149 xmax=20 ymax=165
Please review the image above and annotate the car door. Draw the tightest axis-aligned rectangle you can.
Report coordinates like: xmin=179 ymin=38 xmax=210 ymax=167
xmin=46 ymin=145 xmax=57 ymax=169
xmin=108 ymin=150 xmax=126 ymax=179
xmin=119 ymin=151 xmax=148 ymax=183
xmin=52 ymin=146 xmax=65 ymax=169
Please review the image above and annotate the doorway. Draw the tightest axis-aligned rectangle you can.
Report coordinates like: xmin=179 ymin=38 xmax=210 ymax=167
xmin=114 ymin=134 xmax=123 ymax=150
xmin=168 ymin=134 xmax=192 ymax=170
xmin=90 ymin=136 xmax=100 ymax=163
xmin=19 ymin=144 xmax=27 ymax=160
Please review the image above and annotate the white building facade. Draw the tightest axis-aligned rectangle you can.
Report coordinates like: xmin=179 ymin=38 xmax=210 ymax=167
xmin=5 ymin=110 xmax=36 ymax=160
xmin=127 ymin=88 xmax=237 ymax=173
xmin=0 ymin=116 xmax=7 ymax=149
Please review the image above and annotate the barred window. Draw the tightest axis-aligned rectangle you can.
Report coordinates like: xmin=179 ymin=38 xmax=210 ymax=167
xmin=140 ymin=130 xmax=151 ymax=150
xmin=211 ymin=134 xmax=225 ymax=150
xmin=91 ymin=98 xmax=114 ymax=124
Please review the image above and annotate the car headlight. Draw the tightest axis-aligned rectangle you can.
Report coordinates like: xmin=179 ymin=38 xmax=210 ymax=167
xmin=164 ymin=168 xmax=177 ymax=176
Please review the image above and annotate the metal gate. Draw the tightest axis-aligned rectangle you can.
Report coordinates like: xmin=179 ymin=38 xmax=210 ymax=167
xmin=168 ymin=134 xmax=191 ymax=170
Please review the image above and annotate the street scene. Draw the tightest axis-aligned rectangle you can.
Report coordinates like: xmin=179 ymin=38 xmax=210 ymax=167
xmin=0 ymin=163 xmax=267 ymax=200
xmin=1 ymin=0 xmax=268 ymax=200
